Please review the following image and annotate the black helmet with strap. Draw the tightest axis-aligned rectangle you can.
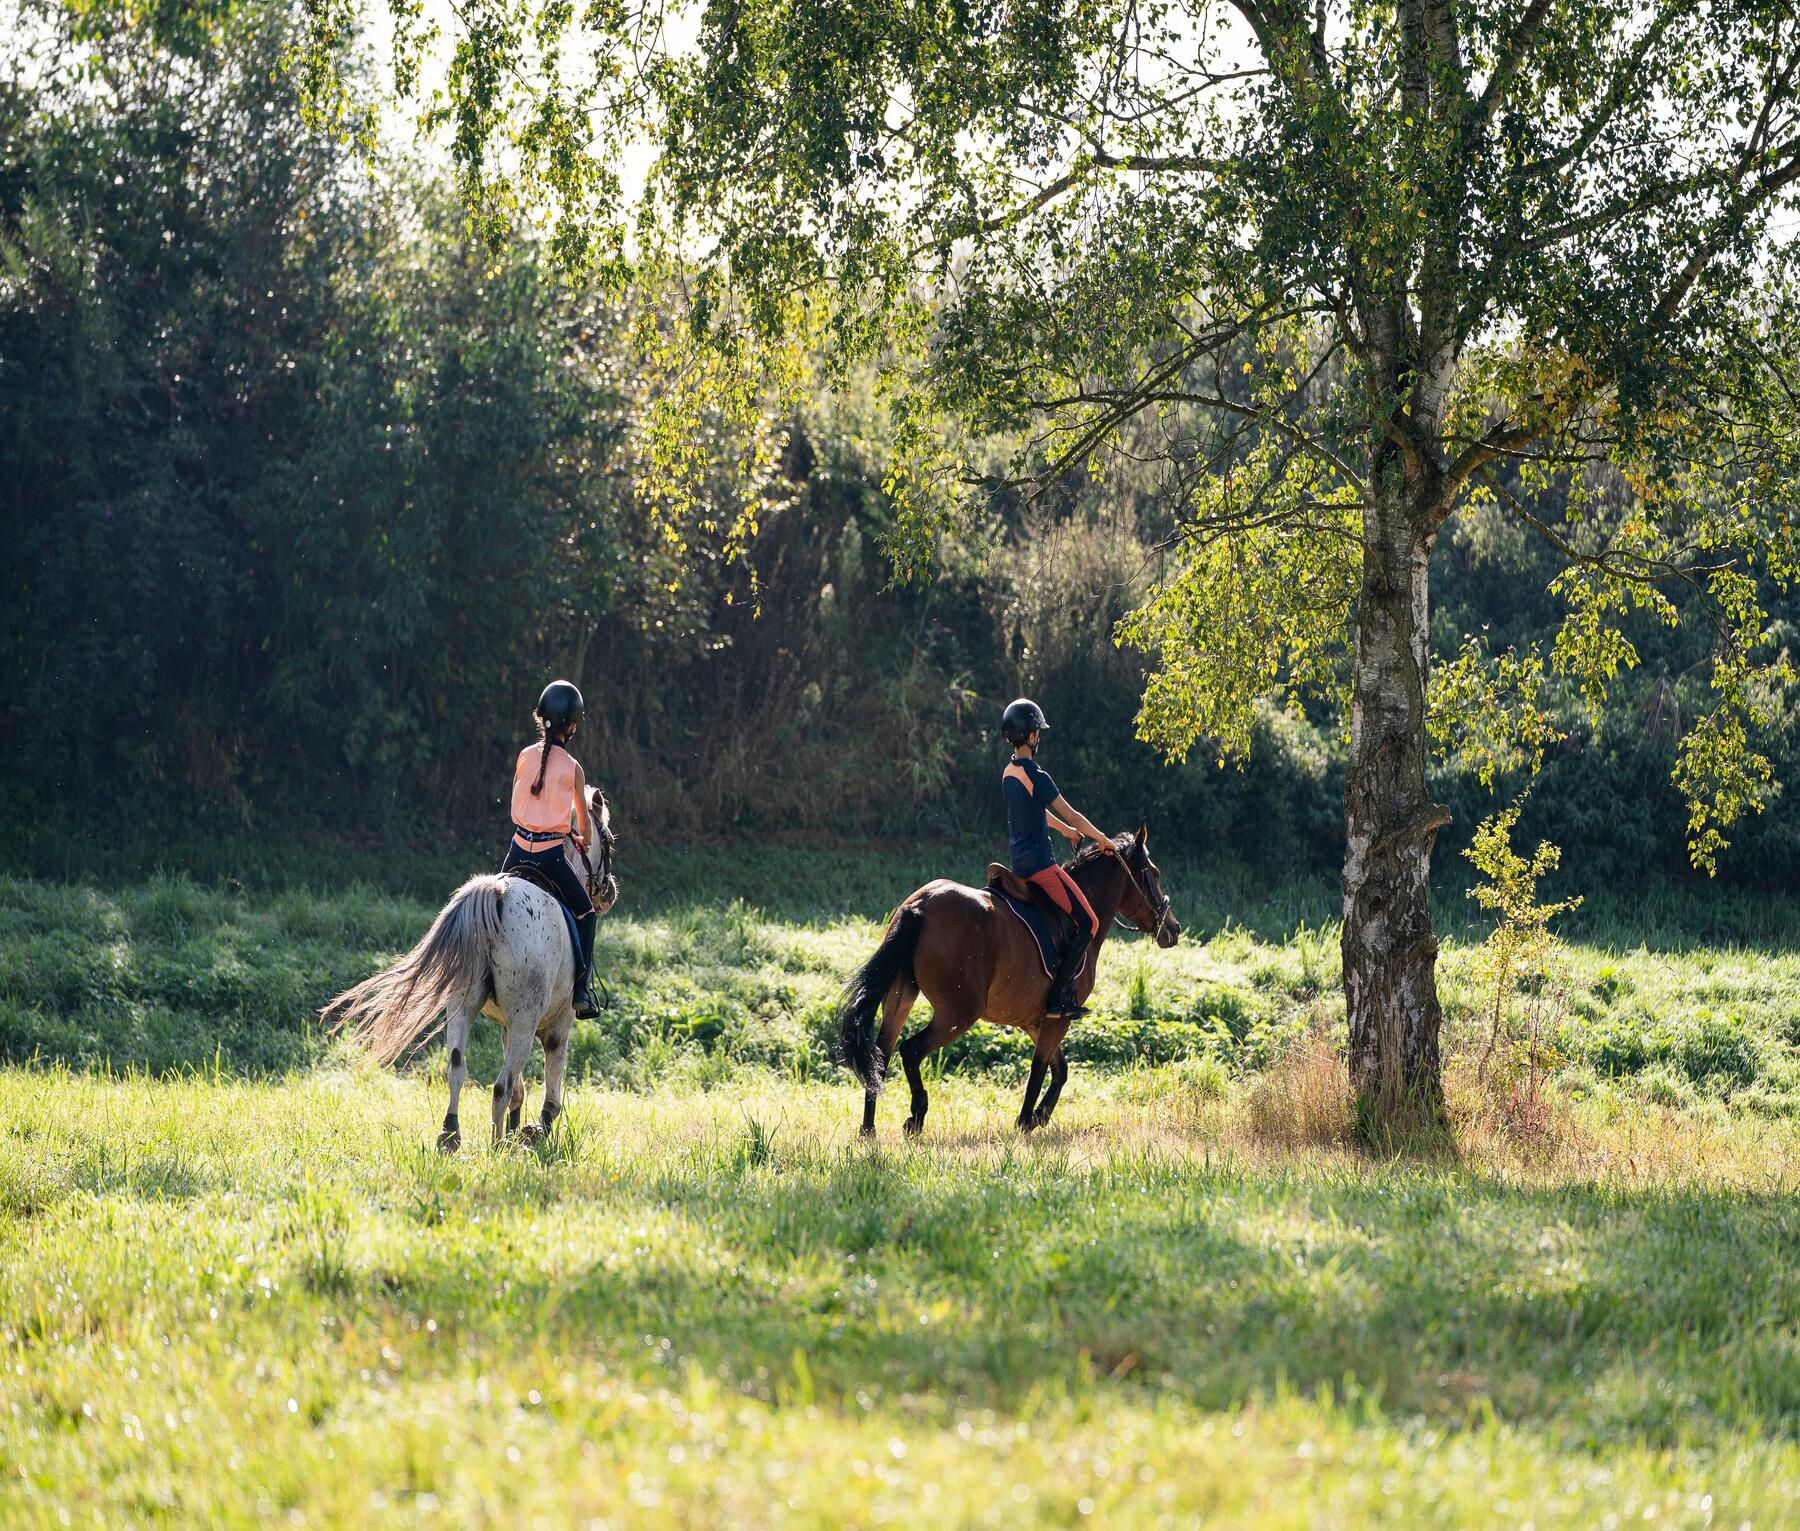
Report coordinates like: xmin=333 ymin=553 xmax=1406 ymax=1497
xmin=1001 ymin=697 xmax=1048 ymax=747
xmin=536 ymin=679 xmax=584 ymax=733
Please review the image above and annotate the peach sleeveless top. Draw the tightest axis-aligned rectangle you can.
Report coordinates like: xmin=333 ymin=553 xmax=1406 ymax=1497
xmin=511 ymin=742 xmax=580 ymax=848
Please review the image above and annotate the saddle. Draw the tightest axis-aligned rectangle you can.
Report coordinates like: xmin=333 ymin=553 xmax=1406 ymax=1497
xmin=500 ymin=865 xmax=584 ymax=980
xmin=985 ymin=864 xmax=1086 ymax=982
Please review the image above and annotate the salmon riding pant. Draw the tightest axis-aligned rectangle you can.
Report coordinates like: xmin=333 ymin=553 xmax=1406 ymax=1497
xmin=1026 ymin=865 xmax=1100 ymax=937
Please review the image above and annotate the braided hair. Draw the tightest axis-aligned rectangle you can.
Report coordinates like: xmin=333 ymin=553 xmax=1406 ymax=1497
xmin=529 ymin=718 xmax=565 ymax=796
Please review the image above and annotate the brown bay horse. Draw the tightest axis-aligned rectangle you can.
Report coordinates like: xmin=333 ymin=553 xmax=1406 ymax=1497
xmin=835 ymin=826 xmax=1181 ymax=1136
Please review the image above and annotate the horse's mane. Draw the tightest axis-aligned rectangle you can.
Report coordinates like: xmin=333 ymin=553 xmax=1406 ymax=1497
xmin=1069 ymin=833 xmax=1137 ymax=874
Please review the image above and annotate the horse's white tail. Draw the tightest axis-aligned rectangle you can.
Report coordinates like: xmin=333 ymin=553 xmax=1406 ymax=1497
xmin=323 ymin=874 xmax=507 ymax=1066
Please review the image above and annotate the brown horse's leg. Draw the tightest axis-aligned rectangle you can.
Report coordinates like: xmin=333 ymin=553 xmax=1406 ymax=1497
xmin=898 ymin=1029 xmax=930 ymax=1135
xmin=1034 ymin=1046 xmax=1071 ymax=1128
xmin=894 ymin=1002 xmax=977 ymax=1137
xmin=860 ymin=1054 xmax=883 ymax=1138
xmin=1018 ymin=1016 xmax=1071 ymax=1132
xmin=870 ymin=982 xmax=919 ymax=1135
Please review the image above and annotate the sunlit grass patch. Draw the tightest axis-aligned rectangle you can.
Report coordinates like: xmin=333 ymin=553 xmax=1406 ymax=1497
xmin=2 ymin=1069 xmax=1797 ymax=1526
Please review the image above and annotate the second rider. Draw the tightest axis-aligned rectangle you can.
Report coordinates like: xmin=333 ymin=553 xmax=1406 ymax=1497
xmin=1000 ymin=697 xmax=1114 ymax=1020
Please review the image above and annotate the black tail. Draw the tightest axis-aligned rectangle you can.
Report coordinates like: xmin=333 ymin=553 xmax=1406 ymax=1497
xmin=835 ymin=903 xmax=925 ymax=1090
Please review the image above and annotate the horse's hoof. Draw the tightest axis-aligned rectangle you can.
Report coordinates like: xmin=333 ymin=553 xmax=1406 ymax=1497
xmin=1016 ymin=1116 xmax=1036 ymax=1135
xmin=858 ymin=1124 xmax=876 ymax=1140
xmin=519 ymin=1122 xmax=546 ymax=1147
xmin=437 ymin=1129 xmax=460 ymax=1153
xmin=903 ymin=1116 xmax=924 ymax=1138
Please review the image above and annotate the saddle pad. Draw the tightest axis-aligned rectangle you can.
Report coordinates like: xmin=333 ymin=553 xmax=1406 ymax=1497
xmin=500 ymin=869 xmax=582 ymax=980
xmin=992 ymin=885 xmax=1091 ymax=984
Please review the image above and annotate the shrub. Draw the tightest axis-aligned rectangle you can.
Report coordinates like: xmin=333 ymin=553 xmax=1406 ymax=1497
xmin=1584 ymin=1009 xmax=1673 ymax=1078
xmin=1588 ymin=965 xmax=1635 ymax=1004
xmin=1676 ymin=1010 xmax=1764 ymax=1091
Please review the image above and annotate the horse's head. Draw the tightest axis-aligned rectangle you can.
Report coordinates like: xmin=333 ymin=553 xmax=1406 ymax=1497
xmin=1118 ymin=823 xmax=1180 ymax=948
xmin=584 ymin=787 xmax=620 ymax=914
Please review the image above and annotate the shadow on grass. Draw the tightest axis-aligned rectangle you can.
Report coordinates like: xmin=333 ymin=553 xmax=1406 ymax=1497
xmin=311 ymin=1142 xmax=1800 ymax=1452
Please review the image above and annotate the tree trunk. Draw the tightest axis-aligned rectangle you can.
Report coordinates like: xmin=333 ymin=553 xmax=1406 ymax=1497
xmin=1341 ymin=487 xmax=1451 ymax=1132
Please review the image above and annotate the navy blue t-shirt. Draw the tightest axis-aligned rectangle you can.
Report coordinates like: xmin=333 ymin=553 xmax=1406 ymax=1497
xmin=1002 ymin=754 xmax=1060 ymax=876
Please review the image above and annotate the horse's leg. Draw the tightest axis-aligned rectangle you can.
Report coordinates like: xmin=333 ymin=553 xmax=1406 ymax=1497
xmin=875 ymin=982 xmax=921 ymax=1136
xmin=898 ymin=1026 xmax=932 ymax=1137
xmin=522 ymin=1015 xmax=571 ymax=1145
xmin=1034 ymin=1044 xmax=1071 ymax=1129
xmin=492 ymin=1012 xmax=538 ymax=1145
xmin=1018 ymin=1016 xmax=1070 ymax=1133
xmin=438 ymin=988 xmax=480 ymax=1152
xmin=895 ymin=1000 xmax=977 ymax=1138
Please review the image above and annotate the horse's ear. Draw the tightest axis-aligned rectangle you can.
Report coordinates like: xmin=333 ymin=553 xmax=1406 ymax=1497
xmin=1135 ymin=820 xmax=1147 ymax=847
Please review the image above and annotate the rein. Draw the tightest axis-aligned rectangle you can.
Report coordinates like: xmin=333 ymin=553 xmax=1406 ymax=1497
xmin=570 ymin=792 xmax=618 ymax=1010
xmin=1102 ymin=847 xmax=1175 ymax=942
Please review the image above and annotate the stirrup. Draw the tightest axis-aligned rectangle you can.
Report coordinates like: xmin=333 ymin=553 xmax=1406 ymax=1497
xmin=574 ymin=985 xmax=599 ymax=1020
xmin=1045 ymin=988 xmax=1088 ymax=1021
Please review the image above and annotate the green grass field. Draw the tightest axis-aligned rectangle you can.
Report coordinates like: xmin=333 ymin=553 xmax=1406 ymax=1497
xmin=2 ymin=831 xmax=1798 ymax=1525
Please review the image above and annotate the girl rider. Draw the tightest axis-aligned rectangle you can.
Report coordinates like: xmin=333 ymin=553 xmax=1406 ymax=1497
xmin=1000 ymin=697 xmax=1113 ymax=1020
xmin=505 ymin=680 xmax=601 ymax=1019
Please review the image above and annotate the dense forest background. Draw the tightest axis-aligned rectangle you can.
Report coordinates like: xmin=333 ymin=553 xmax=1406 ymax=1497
xmin=4 ymin=0 xmax=1797 ymax=889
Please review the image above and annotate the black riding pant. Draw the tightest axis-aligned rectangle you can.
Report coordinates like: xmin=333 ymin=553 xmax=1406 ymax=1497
xmin=501 ymin=841 xmax=596 ymax=979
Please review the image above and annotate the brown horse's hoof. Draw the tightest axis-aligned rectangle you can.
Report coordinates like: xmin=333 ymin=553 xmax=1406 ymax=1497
xmin=518 ymin=1122 xmax=546 ymax=1147
xmin=437 ymin=1128 xmax=461 ymax=1153
xmin=903 ymin=1116 xmax=924 ymax=1138
xmin=858 ymin=1124 xmax=876 ymax=1140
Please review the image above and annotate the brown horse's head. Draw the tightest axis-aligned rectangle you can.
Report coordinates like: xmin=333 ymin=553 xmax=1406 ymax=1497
xmin=1117 ymin=823 xmax=1180 ymax=948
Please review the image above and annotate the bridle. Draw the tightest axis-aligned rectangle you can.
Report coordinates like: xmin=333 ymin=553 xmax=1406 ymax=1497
xmin=1110 ymin=844 xmax=1177 ymax=943
xmin=569 ymin=791 xmax=619 ymax=1009
xmin=573 ymin=792 xmax=619 ymax=913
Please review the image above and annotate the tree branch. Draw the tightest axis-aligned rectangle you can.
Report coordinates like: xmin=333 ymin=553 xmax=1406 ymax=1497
xmin=1477 ymin=0 xmax=1553 ymax=131
xmin=955 ymin=148 xmax=1232 ymax=238
xmin=1481 ymin=466 xmax=1738 ymax=634
xmin=1516 ymin=3 xmax=1695 ymax=180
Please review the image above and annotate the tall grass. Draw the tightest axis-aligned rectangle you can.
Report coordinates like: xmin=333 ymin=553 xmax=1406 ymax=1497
xmin=3 ymin=836 xmax=1798 ymax=1119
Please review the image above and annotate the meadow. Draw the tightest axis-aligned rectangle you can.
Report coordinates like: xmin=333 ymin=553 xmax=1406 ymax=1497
xmin=2 ymin=828 xmax=1798 ymax=1525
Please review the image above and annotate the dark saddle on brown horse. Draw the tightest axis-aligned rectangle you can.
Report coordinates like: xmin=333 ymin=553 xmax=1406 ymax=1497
xmin=985 ymin=864 xmax=1085 ymax=982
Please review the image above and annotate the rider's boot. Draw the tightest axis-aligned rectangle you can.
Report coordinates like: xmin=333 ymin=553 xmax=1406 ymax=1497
xmin=1044 ymin=929 xmax=1091 ymax=1020
xmin=574 ymin=911 xmax=600 ymax=1020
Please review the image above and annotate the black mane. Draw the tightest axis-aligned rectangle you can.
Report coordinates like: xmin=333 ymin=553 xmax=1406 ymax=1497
xmin=1069 ymin=833 xmax=1137 ymax=875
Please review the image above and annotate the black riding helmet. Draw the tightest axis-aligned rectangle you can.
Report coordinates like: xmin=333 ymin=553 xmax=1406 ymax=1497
xmin=1001 ymin=697 xmax=1048 ymax=747
xmin=536 ymin=679 xmax=584 ymax=733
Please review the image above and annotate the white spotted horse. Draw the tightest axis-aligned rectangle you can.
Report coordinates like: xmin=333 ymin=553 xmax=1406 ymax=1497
xmin=324 ymin=789 xmax=618 ymax=1147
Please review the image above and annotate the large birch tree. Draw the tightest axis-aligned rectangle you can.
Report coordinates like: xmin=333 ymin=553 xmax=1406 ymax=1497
xmin=309 ymin=0 xmax=1800 ymax=1127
